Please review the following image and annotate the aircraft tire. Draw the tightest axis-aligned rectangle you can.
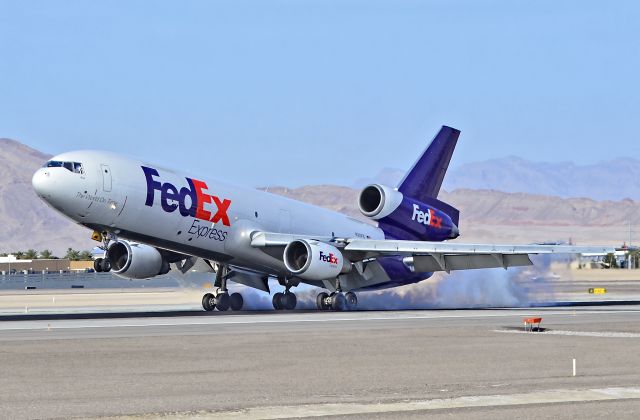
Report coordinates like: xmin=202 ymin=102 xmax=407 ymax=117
xmin=282 ymin=292 xmax=297 ymax=310
xmin=202 ymin=293 xmax=215 ymax=311
xmin=215 ymin=293 xmax=230 ymax=311
xmin=272 ymin=292 xmax=284 ymax=310
xmin=99 ymin=258 xmax=111 ymax=272
xmin=229 ymin=293 xmax=244 ymax=311
xmin=316 ymin=292 xmax=329 ymax=310
xmin=331 ymin=293 xmax=347 ymax=311
xmin=94 ymin=258 xmax=103 ymax=273
xmin=345 ymin=292 xmax=358 ymax=310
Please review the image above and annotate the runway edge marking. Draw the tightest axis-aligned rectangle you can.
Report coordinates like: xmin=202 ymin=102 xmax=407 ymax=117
xmin=101 ymin=387 xmax=640 ymax=419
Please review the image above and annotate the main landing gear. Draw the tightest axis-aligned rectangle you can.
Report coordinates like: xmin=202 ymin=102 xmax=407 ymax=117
xmin=272 ymin=277 xmax=298 ymax=310
xmin=316 ymin=291 xmax=358 ymax=311
xmin=201 ymin=265 xmax=244 ymax=312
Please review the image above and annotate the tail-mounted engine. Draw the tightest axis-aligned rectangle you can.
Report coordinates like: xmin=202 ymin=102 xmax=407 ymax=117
xmin=283 ymin=239 xmax=350 ymax=281
xmin=358 ymin=183 xmax=460 ymax=242
xmin=107 ymin=240 xmax=171 ymax=279
xmin=358 ymin=184 xmax=404 ymax=219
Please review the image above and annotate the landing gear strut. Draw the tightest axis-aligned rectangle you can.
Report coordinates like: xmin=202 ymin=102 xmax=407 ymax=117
xmin=201 ymin=264 xmax=244 ymax=312
xmin=272 ymin=277 xmax=297 ymax=310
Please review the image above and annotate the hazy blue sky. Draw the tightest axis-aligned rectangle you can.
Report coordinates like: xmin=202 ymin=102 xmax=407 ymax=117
xmin=1 ymin=1 xmax=638 ymax=187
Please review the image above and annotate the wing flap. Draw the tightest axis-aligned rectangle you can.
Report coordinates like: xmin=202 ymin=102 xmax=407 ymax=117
xmin=345 ymin=239 xmax=613 ymax=256
xmin=412 ymin=253 xmax=533 ymax=272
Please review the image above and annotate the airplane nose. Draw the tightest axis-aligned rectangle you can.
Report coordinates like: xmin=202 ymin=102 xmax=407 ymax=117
xmin=32 ymin=168 xmax=52 ymax=198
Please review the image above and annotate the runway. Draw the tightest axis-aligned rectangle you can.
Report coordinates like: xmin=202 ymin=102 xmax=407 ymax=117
xmin=2 ymin=306 xmax=640 ymax=419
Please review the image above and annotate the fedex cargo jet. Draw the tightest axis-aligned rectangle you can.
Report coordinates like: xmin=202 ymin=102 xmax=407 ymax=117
xmin=32 ymin=126 xmax=611 ymax=311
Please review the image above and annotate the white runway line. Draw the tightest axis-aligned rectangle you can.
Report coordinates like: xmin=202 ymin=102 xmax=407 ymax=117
xmin=2 ymin=309 xmax=640 ymax=332
xmin=103 ymin=387 xmax=640 ymax=419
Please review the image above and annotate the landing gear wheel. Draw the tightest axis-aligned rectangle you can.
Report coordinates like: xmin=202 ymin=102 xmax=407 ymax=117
xmin=94 ymin=258 xmax=103 ymax=273
xmin=316 ymin=292 xmax=329 ymax=310
xmin=331 ymin=293 xmax=347 ymax=311
xmin=215 ymin=293 xmax=230 ymax=311
xmin=345 ymin=292 xmax=358 ymax=310
xmin=281 ymin=292 xmax=297 ymax=310
xmin=99 ymin=258 xmax=111 ymax=273
xmin=202 ymin=293 xmax=215 ymax=311
xmin=272 ymin=292 xmax=284 ymax=310
xmin=229 ymin=293 xmax=244 ymax=311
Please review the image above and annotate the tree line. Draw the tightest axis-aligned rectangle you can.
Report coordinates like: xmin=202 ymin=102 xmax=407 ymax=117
xmin=0 ymin=248 xmax=93 ymax=261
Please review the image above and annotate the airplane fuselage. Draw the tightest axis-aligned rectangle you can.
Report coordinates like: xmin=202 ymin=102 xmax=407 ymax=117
xmin=33 ymin=151 xmax=416 ymax=287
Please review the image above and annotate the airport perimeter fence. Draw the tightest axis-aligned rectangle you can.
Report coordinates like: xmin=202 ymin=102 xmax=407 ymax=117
xmin=0 ymin=271 xmax=181 ymax=290
xmin=0 ymin=271 xmax=114 ymax=289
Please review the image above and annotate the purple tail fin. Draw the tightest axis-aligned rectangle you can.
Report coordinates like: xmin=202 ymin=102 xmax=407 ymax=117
xmin=397 ymin=126 xmax=460 ymax=200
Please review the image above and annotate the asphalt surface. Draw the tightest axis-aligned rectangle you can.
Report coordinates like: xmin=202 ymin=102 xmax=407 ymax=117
xmin=2 ymin=306 xmax=640 ymax=419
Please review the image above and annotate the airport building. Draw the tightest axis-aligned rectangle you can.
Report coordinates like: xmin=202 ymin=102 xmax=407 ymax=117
xmin=0 ymin=255 xmax=93 ymax=274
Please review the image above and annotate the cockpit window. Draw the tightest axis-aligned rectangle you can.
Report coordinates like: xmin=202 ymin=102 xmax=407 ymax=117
xmin=44 ymin=161 xmax=84 ymax=174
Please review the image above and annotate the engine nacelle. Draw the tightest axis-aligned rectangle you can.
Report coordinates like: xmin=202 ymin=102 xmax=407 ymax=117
xmin=107 ymin=241 xmax=170 ymax=279
xmin=358 ymin=184 xmax=404 ymax=220
xmin=283 ymin=240 xmax=349 ymax=281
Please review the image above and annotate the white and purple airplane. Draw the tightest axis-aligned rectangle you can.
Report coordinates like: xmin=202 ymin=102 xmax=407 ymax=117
xmin=32 ymin=126 xmax=611 ymax=311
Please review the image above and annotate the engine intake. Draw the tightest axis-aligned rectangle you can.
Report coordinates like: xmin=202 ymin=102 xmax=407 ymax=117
xmin=358 ymin=184 xmax=403 ymax=220
xmin=283 ymin=240 xmax=349 ymax=281
xmin=107 ymin=241 xmax=170 ymax=279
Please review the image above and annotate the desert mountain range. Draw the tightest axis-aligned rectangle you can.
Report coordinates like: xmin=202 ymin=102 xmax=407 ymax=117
xmin=1 ymin=138 xmax=638 ymax=254
xmin=361 ymin=157 xmax=640 ymax=201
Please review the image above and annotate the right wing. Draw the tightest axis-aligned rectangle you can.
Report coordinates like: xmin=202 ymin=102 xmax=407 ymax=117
xmin=251 ymin=231 xmax=614 ymax=273
xmin=343 ymin=239 xmax=614 ymax=272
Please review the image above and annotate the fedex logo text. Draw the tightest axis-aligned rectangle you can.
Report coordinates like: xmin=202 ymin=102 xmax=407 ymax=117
xmin=412 ymin=204 xmax=442 ymax=229
xmin=142 ymin=166 xmax=232 ymax=226
xmin=319 ymin=251 xmax=339 ymax=265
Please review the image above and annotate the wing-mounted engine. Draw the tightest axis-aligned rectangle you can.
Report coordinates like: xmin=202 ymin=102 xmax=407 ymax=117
xmin=283 ymin=239 xmax=351 ymax=281
xmin=107 ymin=240 xmax=171 ymax=279
xmin=358 ymin=183 xmax=460 ymax=242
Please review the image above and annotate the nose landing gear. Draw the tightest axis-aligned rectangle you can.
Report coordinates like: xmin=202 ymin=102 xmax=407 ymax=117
xmin=92 ymin=230 xmax=116 ymax=273
xmin=93 ymin=257 xmax=111 ymax=273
